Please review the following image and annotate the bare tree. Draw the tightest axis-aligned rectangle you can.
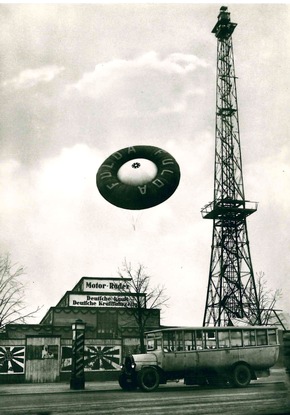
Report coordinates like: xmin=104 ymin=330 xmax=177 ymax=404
xmin=117 ymin=259 xmax=169 ymax=353
xmin=253 ymin=271 xmax=285 ymax=329
xmin=0 ymin=254 xmax=42 ymax=330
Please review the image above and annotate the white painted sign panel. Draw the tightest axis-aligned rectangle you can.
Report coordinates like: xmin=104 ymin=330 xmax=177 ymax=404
xmin=69 ymin=293 xmax=145 ymax=308
xmin=82 ymin=278 xmax=130 ymax=293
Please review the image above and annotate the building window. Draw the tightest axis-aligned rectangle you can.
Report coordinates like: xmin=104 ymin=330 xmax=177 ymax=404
xmin=97 ymin=311 xmax=118 ymax=338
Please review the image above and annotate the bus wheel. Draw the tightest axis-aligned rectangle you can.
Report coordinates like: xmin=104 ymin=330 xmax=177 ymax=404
xmin=118 ymin=373 xmax=137 ymax=391
xmin=137 ymin=367 xmax=160 ymax=392
xmin=231 ymin=364 xmax=251 ymax=388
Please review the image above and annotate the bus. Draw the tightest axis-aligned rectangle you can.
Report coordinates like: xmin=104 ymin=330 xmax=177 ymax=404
xmin=119 ymin=326 xmax=279 ymax=392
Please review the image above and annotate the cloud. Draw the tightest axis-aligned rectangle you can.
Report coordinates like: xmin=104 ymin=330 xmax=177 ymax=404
xmin=66 ymin=52 xmax=208 ymax=116
xmin=0 ymin=51 xmax=212 ymax=167
xmin=0 ymin=138 xmax=211 ymax=324
xmin=2 ymin=65 xmax=65 ymax=89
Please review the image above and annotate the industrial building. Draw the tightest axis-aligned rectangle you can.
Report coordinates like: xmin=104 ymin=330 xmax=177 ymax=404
xmin=0 ymin=276 xmax=160 ymax=383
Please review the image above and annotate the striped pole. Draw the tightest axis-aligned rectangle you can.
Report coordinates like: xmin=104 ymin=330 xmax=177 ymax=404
xmin=70 ymin=319 xmax=86 ymax=390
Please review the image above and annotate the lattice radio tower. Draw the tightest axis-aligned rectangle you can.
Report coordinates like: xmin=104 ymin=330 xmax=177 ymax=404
xmin=201 ymin=7 xmax=262 ymax=327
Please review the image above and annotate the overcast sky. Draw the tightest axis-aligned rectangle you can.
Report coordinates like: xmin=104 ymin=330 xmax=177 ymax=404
xmin=0 ymin=3 xmax=290 ymax=328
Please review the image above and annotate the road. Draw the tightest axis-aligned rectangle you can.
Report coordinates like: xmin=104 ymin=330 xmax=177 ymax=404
xmin=1 ymin=378 xmax=289 ymax=415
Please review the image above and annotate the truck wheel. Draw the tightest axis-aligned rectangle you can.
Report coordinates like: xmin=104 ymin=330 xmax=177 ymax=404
xmin=231 ymin=364 xmax=251 ymax=388
xmin=137 ymin=367 xmax=160 ymax=392
xmin=118 ymin=373 xmax=137 ymax=391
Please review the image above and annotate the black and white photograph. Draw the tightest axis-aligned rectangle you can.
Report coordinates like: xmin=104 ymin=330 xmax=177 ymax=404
xmin=0 ymin=2 xmax=289 ymax=414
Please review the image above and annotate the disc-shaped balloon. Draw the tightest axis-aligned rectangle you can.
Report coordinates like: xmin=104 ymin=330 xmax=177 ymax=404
xmin=96 ymin=145 xmax=180 ymax=210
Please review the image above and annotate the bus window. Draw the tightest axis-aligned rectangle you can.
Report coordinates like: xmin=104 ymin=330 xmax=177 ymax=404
xmin=163 ymin=332 xmax=170 ymax=351
xmin=230 ymin=330 xmax=242 ymax=347
xmin=217 ymin=330 xmax=230 ymax=348
xmin=156 ymin=337 xmax=162 ymax=350
xmin=243 ymin=330 xmax=256 ymax=346
xmin=176 ymin=331 xmax=184 ymax=351
xmin=204 ymin=331 xmax=216 ymax=349
xmin=257 ymin=329 xmax=267 ymax=346
xmin=163 ymin=331 xmax=176 ymax=352
xmin=196 ymin=330 xmax=203 ymax=349
xmin=147 ymin=337 xmax=162 ymax=351
xmin=184 ymin=331 xmax=195 ymax=350
xmin=268 ymin=329 xmax=277 ymax=345
xmin=147 ymin=339 xmax=155 ymax=351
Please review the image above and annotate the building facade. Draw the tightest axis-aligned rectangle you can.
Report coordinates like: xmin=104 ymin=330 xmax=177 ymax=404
xmin=0 ymin=277 xmax=161 ymax=383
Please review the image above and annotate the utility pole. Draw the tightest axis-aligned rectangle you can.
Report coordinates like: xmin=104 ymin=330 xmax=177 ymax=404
xmin=201 ymin=6 xmax=262 ymax=327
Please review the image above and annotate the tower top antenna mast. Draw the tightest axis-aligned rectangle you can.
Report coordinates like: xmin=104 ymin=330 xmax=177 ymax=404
xmin=201 ymin=7 xmax=261 ymax=327
xmin=212 ymin=6 xmax=237 ymax=39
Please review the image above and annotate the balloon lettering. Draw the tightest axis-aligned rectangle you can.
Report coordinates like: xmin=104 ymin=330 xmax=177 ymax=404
xmin=162 ymin=158 xmax=174 ymax=165
xmin=153 ymin=179 xmax=164 ymax=188
xmin=138 ymin=185 xmax=147 ymax=195
xmin=96 ymin=145 xmax=180 ymax=210
xmin=106 ymin=182 xmax=119 ymax=190
xmin=161 ymin=169 xmax=174 ymax=176
xmin=127 ymin=147 xmax=137 ymax=154
xmin=100 ymin=172 xmax=112 ymax=179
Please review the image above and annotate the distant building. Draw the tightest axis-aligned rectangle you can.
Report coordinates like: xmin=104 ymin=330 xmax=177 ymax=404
xmin=0 ymin=276 xmax=161 ymax=383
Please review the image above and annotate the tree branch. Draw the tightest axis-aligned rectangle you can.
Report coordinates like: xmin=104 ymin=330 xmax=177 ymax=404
xmin=0 ymin=253 xmax=42 ymax=329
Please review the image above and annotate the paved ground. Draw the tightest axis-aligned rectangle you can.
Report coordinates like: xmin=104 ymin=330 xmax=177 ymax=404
xmin=0 ymin=380 xmax=119 ymax=395
xmin=0 ymin=368 xmax=288 ymax=396
xmin=1 ymin=369 xmax=289 ymax=415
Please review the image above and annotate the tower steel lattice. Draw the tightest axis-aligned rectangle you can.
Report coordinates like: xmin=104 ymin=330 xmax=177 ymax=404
xmin=201 ymin=7 xmax=262 ymax=327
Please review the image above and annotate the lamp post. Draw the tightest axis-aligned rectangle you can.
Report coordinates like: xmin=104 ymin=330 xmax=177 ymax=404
xmin=70 ymin=319 xmax=86 ymax=390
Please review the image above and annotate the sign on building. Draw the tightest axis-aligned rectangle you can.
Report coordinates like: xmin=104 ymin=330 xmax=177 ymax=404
xmin=0 ymin=346 xmax=25 ymax=374
xmin=82 ymin=278 xmax=131 ymax=293
xmin=69 ymin=293 xmax=145 ymax=308
xmin=61 ymin=345 xmax=121 ymax=371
